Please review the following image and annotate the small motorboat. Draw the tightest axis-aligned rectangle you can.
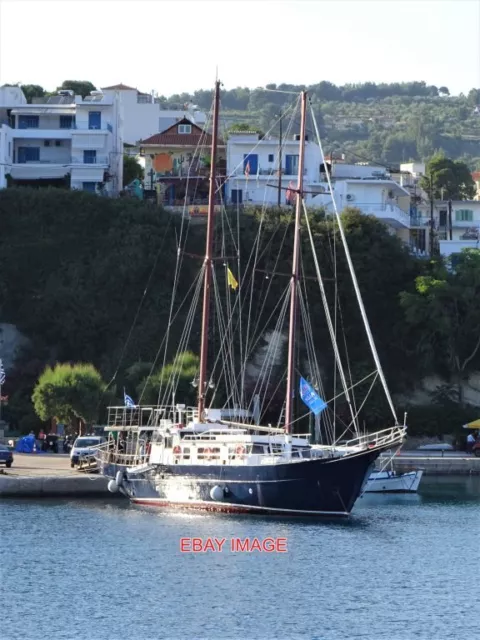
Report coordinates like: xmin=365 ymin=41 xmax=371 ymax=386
xmin=364 ymin=469 xmax=423 ymax=493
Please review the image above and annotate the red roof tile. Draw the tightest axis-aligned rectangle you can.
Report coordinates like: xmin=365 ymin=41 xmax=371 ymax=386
xmin=140 ymin=118 xmax=224 ymax=146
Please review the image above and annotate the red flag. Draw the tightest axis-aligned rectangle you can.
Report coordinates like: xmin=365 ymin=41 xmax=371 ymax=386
xmin=244 ymin=161 xmax=251 ymax=177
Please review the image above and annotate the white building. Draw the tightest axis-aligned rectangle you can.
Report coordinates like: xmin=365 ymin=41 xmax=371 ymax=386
xmin=0 ymin=86 xmax=123 ymax=194
xmin=415 ymin=200 xmax=480 ymax=257
xmin=225 ymin=132 xmax=323 ymax=206
xmin=101 ymin=84 xmax=206 ymax=147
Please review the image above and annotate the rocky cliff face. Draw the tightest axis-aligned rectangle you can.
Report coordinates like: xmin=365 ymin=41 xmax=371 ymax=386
xmin=0 ymin=324 xmax=30 ymax=370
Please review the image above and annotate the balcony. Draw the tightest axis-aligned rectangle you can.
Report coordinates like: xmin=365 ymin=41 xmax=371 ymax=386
xmin=233 ymin=168 xmax=307 ymax=178
xmin=439 ymin=239 xmax=480 ymax=257
xmin=410 ymin=215 xmax=431 ymax=227
xmin=71 ymin=155 xmax=109 ymax=165
xmin=10 ymin=161 xmax=71 ymax=180
xmin=361 ymin=203 xmax=411 ymax=228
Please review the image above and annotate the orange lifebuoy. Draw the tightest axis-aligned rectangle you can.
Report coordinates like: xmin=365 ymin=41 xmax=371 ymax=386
xmin=204 ymin=447 xmax=213 ymax=460
xmin=173 ymin=445 xmax=181 ymax=458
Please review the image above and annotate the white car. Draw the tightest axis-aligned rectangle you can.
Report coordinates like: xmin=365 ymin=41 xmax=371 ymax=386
xmin=70 ymin=436 xmax=105 ymax=468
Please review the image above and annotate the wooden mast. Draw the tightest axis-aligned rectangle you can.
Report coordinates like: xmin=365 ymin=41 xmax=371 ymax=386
xmin=284 ymin=91 xmax=308 ymax=434
xmin=197 ymin=80 xmax=221 ymax=420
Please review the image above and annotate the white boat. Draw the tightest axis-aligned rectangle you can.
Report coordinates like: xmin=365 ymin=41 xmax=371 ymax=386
xmin=364 ymin=469 xmax=423 ymax=493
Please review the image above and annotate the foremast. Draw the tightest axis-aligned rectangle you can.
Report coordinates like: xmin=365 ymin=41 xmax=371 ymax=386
xmin=197 ymin=80 xmax=221 ymax=420
xmin=284 ymin=91 xmax=308 ymax=436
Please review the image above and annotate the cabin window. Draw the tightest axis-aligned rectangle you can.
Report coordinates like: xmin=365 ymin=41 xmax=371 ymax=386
xmin=178 ymin=124 xmax=192 ymax=134
xmin=251 ymin=444 xmax=266 ymax=454
xmin=198 ymin=447 xmax=221 ymax=459
xmin=182 ymin=447 xmax=191 ymax=460
xmin=268 ymin=154 xmax=274 ymax=162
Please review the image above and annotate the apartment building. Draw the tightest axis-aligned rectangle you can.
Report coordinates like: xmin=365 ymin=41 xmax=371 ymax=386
xmin=0 ymin=85 xmax=123 ymax=194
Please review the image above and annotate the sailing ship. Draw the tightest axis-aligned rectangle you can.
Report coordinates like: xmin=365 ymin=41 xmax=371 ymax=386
xmin=96 ymin=82 xmax=406 ymax=516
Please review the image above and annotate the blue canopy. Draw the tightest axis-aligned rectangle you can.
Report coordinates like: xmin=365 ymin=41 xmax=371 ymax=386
xmin=15 ymin=434 xmax=44 ymax=453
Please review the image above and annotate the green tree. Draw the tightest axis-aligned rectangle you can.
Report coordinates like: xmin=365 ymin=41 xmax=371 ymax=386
xmin=137 ymin=351 xmax=200 ymax=405
xmin=20 ymin=84 xmax=46 ymax=103
xmin=58 ymin=80 xmax=96 ymax=98
xmin=32 ymin=363 xmax=107 ymax=431
xmin=420 ymin=154 xmax=476 ymax=200
xmin=138 ymin=351 xmax=200 ymax=406
xmin=400 ymin=250 xmax=480 ymax=405
xmin=123 ymin=155 xmax=144 ymax=186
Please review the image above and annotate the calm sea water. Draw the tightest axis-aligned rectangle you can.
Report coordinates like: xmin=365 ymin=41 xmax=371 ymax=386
xmin=1 ymin=477 xmax=479 ymax=640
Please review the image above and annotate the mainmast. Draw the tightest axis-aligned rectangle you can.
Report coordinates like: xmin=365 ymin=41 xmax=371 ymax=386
xmin=197 ymin=80 xmax=221 ymax=420
xmin=284 ymin=91 xmax=308 ymax=434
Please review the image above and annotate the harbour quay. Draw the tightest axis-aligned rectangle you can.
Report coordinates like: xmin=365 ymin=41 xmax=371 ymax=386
xmin=386 ymin=451 xmax=480 ymax=476
xmin=0 ymin=453 xmax=112 ymax=497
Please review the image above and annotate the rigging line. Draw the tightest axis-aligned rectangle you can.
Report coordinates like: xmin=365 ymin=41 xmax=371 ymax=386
xmin=297 ymin=270 xmax=335 ymax=443
xmin=249 ymin=215 xmax=292 ymax=347
xmin=240 ymin=104 xmax=300 ymax=398
xmin=214 ymin=97 xmax=300 ymax=194
xmin=338 ymin=292 xmax=360 ymax=425
xmin=259 ymin=366 xmax=287 ymax=423
xmin=209 ymin=268 xmax=239 ymax=410
xmin=221 ymin=278 xmax=292 ymax=409
xmin=100 ymin=213 xmax=173 ymax=398
xmin=346 ymin=372 xmax=379 ymax=431
xmin=302 ymin=200 xmax=360 ymax=435
xmin=138 ymin=265 xmax=204 ymax=404
xmin=246 ymin=286 xmax=290 ymax=416
xmin=261 ymin=88 xmax=303 ymax=95
xmin=308 ymin=101 xmax=399 ymax=425
xmin=325 ymin=370 xmax=378 ymax=406
xmin=157 ymin=267 xmax=205 ymax=407
xmin=153 ymin=107 xmax=214 ymax=400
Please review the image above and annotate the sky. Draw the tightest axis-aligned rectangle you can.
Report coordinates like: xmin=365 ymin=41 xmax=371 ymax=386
xmin=0 ymin=0 xmax=479 ymax=96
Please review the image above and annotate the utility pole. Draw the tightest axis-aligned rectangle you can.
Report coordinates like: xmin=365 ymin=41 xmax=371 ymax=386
xmin=429 ymin=174 xmax=435 ymax=256
xmin=277 ymin=112 xmax=283 ymax=208
xmin=448 ymin=199 xmax=453 ymax=240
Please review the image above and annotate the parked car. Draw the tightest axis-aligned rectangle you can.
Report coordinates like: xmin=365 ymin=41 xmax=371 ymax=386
xmin=70 ymin=436 xmax=105 ymax=468
xmin=0 ymin=444 xmax=13 ymax=468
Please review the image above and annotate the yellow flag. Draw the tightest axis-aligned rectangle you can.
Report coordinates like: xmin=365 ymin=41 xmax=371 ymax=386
xmin=227 ymin=267 xmax=238 ymax=291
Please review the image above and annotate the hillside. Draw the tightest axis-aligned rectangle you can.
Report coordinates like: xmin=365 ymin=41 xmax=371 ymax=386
xmin=1 ymin=189 xmax=479 ymax=437
xmin=162 ymin=82 xmax=480 ymax=169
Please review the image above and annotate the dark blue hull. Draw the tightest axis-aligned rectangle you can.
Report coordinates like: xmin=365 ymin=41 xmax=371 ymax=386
xmin=111 ymin=448 xmax=382 ymax=515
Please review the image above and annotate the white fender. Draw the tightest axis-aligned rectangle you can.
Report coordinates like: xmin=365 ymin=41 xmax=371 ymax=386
xmin=210 ymin=485 xmax=224 ymax=501
xmin=108 ymin=480 xmax=118 ymax=493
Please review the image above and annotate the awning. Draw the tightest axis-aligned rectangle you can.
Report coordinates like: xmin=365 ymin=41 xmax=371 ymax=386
xmin=463 ymin=419 xmax=480 ymax=429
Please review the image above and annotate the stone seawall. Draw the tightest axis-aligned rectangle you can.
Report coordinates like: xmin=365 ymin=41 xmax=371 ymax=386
xmin=0 ymin=474 xmax=111 ymax=497
xmin=390 ymin=455 xmax=480 ymax=476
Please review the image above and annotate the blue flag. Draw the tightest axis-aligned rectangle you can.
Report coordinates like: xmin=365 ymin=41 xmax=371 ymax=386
xmin=124 ymin=389 xmax=135 ymax=407
xmin=299 ymin=377 xmax=327 ymax=415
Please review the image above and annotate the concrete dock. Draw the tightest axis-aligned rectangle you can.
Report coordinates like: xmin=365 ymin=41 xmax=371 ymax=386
xmin=0 ymin=453 xmax=110 ymax=497
xmin=383 ymin=451 xmax=480 ymax=476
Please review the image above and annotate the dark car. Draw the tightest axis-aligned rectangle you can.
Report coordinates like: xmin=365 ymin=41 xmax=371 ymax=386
xmin=0 ymin=444 xmax=13 ymax=468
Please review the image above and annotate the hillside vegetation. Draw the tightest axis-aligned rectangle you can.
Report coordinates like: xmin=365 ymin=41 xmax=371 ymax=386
xmin=163 ymin=82 xmax=480 ymax=169
xmin=0 ymin=189 xmax=479 ymax=437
